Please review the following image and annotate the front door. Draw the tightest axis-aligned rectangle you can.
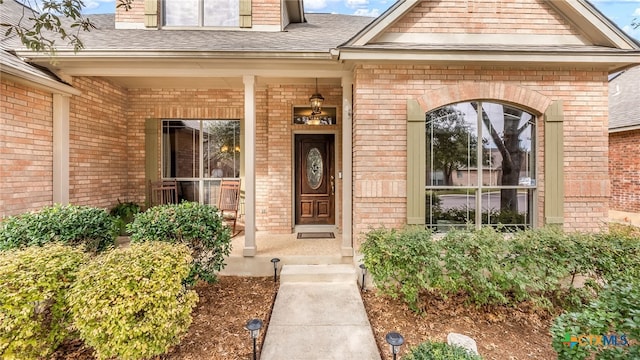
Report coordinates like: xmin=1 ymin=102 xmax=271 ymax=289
xmin=295 ymin=134 xmax=335 ymax=225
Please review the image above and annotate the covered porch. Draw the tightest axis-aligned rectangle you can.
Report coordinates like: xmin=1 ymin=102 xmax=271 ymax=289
xmin=220 ymin=224 xmax=353 ymax=276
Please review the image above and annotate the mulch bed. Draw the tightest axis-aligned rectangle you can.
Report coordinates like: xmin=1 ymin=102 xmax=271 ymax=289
xmin=52 ymin=276 xmax=557 ymax=359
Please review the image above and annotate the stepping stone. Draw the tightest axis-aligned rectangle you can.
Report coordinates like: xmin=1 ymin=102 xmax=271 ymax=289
xmin=447 ymin=332 xmax=479 ymax=355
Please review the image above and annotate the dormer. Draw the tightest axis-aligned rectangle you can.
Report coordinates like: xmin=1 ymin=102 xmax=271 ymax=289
xmin=115 ymin=0 xmax=305 ymax=31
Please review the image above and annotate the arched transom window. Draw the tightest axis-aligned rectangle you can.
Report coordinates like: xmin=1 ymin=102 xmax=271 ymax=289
xmin=425 ymin=101 xmax=536 ymax=231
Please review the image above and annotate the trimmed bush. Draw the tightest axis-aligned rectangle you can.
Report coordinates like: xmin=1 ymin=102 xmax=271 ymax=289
xmin=128 ymin=201 xmax=232 ymax=284
xmin=0 ymin=204 xmax=118 ymax=253
xmin=67 ymin=242 xmax=198 ymax=360
xmin=360 ymin=226 xmax=439 ymax=311
xmin=404 ymin=341 xmax=483 ymax=360
xmin=0 ymin=244 xmax=88 ymax=360
xmin=361 ymin=225 xmax=640 ymax=312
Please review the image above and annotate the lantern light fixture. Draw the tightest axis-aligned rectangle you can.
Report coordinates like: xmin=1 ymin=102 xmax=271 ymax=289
xmin=309 ymin=78 xmax=324 ymax=116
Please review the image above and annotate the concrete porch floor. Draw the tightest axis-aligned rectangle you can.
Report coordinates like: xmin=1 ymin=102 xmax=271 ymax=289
xmin=219 ymin=224 xmax=353 ymax=276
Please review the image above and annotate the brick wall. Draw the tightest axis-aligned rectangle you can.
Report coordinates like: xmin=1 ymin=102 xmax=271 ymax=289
xmin=69 ymin=77 xmax=129 ymax=209
xmin=351 ymin=64 xmax=609 ymax=244
xmin=262 ymin=84 xmax=343 ymax=232
xmin=125 ymin=85 xmax=342 ymax=232
xmin=125 ymin=88 xmax=245 ymax=205
xmin=609 ymin=130 xmax=640 ymax=212
xmin=115 ymin=0 xmax=144 ymax=24
xmin=0 ymin=78 xmax=53 ymax=217
xmin=385 ymin=0 xmax=580 ymax=35
xmin=253 ymin=0 xmax=281 ymax=26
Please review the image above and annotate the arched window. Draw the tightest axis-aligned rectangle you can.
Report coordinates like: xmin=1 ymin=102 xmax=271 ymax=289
xmin=425 ymin=101 xmax=536 ymax=231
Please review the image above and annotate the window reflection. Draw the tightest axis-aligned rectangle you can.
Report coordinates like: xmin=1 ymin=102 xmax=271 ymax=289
xmin=425 ymin=102 xmax=536 ymax=231
xmin=162 ymin=119 xmax=241 ymax=204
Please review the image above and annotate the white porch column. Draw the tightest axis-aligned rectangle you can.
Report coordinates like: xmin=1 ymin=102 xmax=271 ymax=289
xmin=243 ymin=75 xmax=257 ymax=256
xmin=52 ymin=94 xmax=70 ymax=205
xmin=341 ymin=75 xmax=354 ymax=257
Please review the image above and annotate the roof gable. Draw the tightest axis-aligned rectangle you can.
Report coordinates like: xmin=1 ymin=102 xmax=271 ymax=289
xmin=346 ymin=0 xmax=639 ymax=50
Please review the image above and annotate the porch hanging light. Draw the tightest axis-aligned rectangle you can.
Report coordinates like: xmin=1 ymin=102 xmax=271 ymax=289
xmin=309 ymin=78 xmax=324 ymax=115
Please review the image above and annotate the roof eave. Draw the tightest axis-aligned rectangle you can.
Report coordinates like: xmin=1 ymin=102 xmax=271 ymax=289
xmin=1 ymin=64 xmax=80 ymax=95
xmin=609 ymin=125 xmax=640 ymax=133
xmin=15 ymin=49 xmax=335 ymax=61
xmin=338 ymin=48 xmax=640 ymax=70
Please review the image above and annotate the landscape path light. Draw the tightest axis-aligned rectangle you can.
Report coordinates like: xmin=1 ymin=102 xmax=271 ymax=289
xmin=359 ymin=263 xmax=367 ymax=291
xmin=245 ymin=318 xmax=263 ymax=360
xmin=385 ymin=331 xmax=404 ymax=360
xmin=271 ymin=258 xmax=280 ymax=282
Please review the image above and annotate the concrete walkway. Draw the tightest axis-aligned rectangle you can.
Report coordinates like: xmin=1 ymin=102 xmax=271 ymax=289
xmin=261 ymin=264 xmax=381 ymax=360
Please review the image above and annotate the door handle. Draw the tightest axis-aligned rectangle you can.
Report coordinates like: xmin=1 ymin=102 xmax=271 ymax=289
xmin=330 ymin=175 xmax=335 ymax=195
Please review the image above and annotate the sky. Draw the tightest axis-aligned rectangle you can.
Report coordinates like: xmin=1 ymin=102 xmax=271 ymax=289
xmin=81 ymin=0 xmax=640 ymax=40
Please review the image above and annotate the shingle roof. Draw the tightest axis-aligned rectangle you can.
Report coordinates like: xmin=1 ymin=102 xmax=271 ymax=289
xmin=1 ymin=3 xmax=374 ymax=54
xmin=609 ymin=66 xmax=640 ymax=131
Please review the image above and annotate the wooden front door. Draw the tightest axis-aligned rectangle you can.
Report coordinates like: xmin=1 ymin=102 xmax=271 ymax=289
xmin=295 ymin=134 xmax=335 ymax=225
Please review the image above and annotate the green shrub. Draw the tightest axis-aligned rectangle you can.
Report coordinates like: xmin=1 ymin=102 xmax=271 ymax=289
xmin=551 ymin=278 xmax=640 ymax=359
xmin=0 ymin=244 xmax=88 ymax=359
xmin=109 ymin=200 xmax=141 ymax=236
xmin=361 ymin=226 xmax=440 ymax=311
xmin=0 ymin=204 xmax=118 ymax=253
xmin=438 ymin=227 xmax=512 ymax=307
xmin=128 ymin=201 xmax=232 ymax=284
xmin=404 ymin=341 xmax=483 ymax=360
xmin=67 ymin=242 xmax=198 ymax=360
xmin=361 ymin=225 xmax=640 ymax=312
xmin=589 ymin=225 xmax=640 ymax=283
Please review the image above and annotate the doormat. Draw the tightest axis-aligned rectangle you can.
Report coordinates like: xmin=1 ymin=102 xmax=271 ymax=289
xmin=297 ymin=232 xmax=335 ymax=239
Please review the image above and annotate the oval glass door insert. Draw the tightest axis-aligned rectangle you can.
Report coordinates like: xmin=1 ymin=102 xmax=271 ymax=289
xmin=306 ymin=148 xmax=323 ymax=189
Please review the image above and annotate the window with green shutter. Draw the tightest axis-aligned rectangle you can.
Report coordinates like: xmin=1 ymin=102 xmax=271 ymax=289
xmin=408 ymin=100 xmax=538 ymax=231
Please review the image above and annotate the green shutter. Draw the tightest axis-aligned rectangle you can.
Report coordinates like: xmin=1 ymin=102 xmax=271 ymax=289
xmin=544 ymin=101 xmax=564 ymax=225
xmin=407 ymin=99 xmax=426 ymax=224
xmin=239 ymin=0 xmax=252 ymax=28
xmin=144 ymin=0 xmax=158 ymax=28
xmin=145 ymin=119 xmax=159 ymax=206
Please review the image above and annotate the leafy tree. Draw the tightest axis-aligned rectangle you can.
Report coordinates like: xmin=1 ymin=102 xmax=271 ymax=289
xmin=0 ymin=0 xmax=133 ymax=54
xmin=471 ymin=103 xmax=531 ymax=212
xmin=426 ymin=106 xmax=481 ymax=186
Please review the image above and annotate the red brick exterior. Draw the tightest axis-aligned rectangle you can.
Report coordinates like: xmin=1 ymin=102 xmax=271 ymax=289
xmin=609 ymin=130 xmax=640 ymax=212
xmin=115 ymin=0 xmax=144 ymax=24
xmin=0 ymin=79 xmax=54 ymax=217
xmin=386 ymin=0 xmax=580 ymax=35
xmin=351 ymin=64 xmax=609 ymax=241
xmin=253 ymin=0 xmax=281 ymax=26
xmin=1 ymin=0 xmax=620 ymax=247
xmin=68 ymin=77 xmax=129 ymax=209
